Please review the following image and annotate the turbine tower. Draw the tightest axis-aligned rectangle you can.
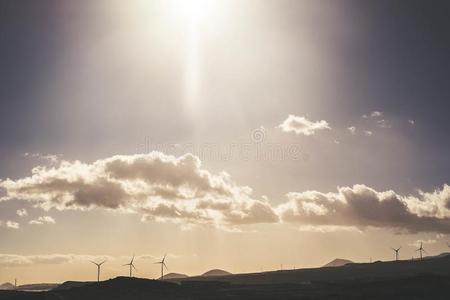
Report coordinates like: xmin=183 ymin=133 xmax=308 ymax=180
xmin=155 ymin=254 xmax=168 ymax=280
xmin=391 ymin=246 xmax=401 ymax=261
xmin=123 ymin=255 xmax=136 ymax=277
xmin=90 ymin=260 xmax=106 ymax=282
xmin=416 ymin=242 xmax=427 ymax=260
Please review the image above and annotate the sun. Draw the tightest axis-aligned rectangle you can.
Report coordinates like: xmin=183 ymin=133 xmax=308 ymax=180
xmin=164 ymin=0 xmax=217 ymax=26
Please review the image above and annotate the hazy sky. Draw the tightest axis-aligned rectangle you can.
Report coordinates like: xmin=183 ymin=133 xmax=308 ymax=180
xmin=1 ymin=0 xmax=449 ymax=283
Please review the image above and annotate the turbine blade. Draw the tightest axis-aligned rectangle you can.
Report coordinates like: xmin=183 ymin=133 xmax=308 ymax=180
xmin=132 ymin=264 xmax=137 ymax=271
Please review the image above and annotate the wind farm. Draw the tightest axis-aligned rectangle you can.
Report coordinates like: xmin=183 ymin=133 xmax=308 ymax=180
xmin=1 ymin=247 xmax=450 ymax=299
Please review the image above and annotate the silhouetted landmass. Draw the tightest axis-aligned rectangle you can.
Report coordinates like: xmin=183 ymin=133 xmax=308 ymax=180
xmin=0 ymin=283 xmax=59 ymax=291
xmin=322 ymin=258 xmax=353 ymax=268
xmin=17 ymin=283 xmax=59 ymax=291
xmin=0 ymin=283 xmax=14 ymax=290
xmin=1 ymin=254 xmax=449 ymax=299
xmin=162 ymin=273 xmax=189 ymax=280
xmin=53 ymin=281 xmax=91 ymax=291
xmin=201 ymin=269 xmax=232 ymax=277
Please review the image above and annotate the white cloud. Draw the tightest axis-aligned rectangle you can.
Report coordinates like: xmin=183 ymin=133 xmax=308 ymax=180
xmin=347 ymin=126 xmax=356 ymax=135
xmin=23 ymin=153 xmax=60 ymax=164
xmin=29 ymin=216 xmax=56 ymax=225
xmin=364 ymin=130 xmax=373 ymax=136
xmin=16 ymin=209 xmax=28 ymax=217
xmin=0 ymin=152 xmax=279 ymax=229
xmin=278 ymin=115 xmax=330 ymax=136
xmin=362 ymin=111 xmax=383 ymax=119
xmin=277 ymin=184 xmax=450 ymax=234
xmin=370 ymin=111 xmax=383 ymax=118
xmin=376 ymin=119 xmax=391 ymax=129
xmin=408 ymin=239 xmax=437 ymax=248
xmin=6 ymin=221 xmax=20 ymax=229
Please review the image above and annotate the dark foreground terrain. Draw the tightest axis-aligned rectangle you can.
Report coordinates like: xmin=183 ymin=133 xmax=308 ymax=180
xmin=2 ymin=255 xmax=449 ymax=300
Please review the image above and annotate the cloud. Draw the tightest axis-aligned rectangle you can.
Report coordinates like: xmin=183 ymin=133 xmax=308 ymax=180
xmin=347 ymin=126 xmax=356 ymax=135
xmin=0 ymin=152 xmax=279 ymax=228
xmin=363 ymin=111 xmax=383 ymax=119
xmin=376 ymin=119 xmax=391 ymax=129
xmin=29 ymin=216 xmax=56 ymax=225
xmin=370 ymin=111 xmax=383 ymax=118
xmin=6 ymin=221 xmax=20 ymax=229
xmin=297 ymin=225 xmax=362 ymax=233
xmin=408 ymin=119 xmax=415 ymax=125
xmin=278 ymin=115 xmax=330 ymax=136
xmin=0 ymin=254 xmax=112 ymax=267
xmin=23 ymin=153 xmax=60 ymax=164
xmin=277 ymin=184 xmax=450 ymax=234
xmin=16 ymin=209 xmax=28 ymax=217
xmin=0 ymin=253 xmax=176 ymax=267
xmin=364 ymin=130 xmax=373 ymax=136
xmin=408 ymin=239 xmax=437 ymax=248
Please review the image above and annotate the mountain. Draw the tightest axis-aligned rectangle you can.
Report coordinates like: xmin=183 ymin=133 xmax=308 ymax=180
xmin=0 ymin=283 xmax=14 ymax=290
xmin=322 ymin=258 xmax=354 ymax=268
xmin=202 ymin=269 xmax=232 ymax=277
xmin=162 ymin=273 xmax=188 ymax=280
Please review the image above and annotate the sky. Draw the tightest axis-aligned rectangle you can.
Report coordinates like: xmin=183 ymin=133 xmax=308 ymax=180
xmin=0 ymin=0 xmax=450 ymax=284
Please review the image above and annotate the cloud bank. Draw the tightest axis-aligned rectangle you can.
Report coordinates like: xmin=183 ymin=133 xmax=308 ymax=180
xmin=278 ymin=184 xmax=450 ymax=234
xmin=0 ymin=254 xmax=162 ymax=267
xmin=0 ymin=152 xmax=279 ymax=228
xmin=1 ymin=152 xmax=449 ymax=233
xmin=279 ymin=115 xmax=330 ymax=136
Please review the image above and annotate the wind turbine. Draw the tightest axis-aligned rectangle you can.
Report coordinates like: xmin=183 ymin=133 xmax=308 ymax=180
xmin=123 ymin=255 xmax=137 ymax=277
xmin=155 ymin=254 xmax=168 ymax=280
xmin=391 ymin=246 xmax=401 ymax=261
xmin=416 ymin=242 xmax=427 ymax=260
xmin=90 ymin=260 xmax=106 ymax=282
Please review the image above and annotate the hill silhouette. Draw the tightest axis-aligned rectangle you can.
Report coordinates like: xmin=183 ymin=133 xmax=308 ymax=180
xmin=162 ymin=273 xmax=188 ymax=280
xmin=201 ymin=269 xmax=232 ymax=277
xmin=0 ymin=283 xmax=14 ymax=290
xmin=322 ymin=258 xmax=354 ymax=267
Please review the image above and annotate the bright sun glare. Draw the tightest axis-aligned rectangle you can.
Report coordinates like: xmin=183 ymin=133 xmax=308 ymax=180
xmin=165 ymin=0 xmax=217 ymax=25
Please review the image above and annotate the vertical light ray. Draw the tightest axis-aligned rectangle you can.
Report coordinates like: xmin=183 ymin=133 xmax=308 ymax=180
xmin=184 ymin=15 xmax=201 ymax=117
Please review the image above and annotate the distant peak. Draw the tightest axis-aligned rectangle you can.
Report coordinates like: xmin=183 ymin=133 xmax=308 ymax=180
xmin=201 ymin=269 xmax=232 ymax=277
xmin=322 ymin=258 xmax=354 ymax=268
